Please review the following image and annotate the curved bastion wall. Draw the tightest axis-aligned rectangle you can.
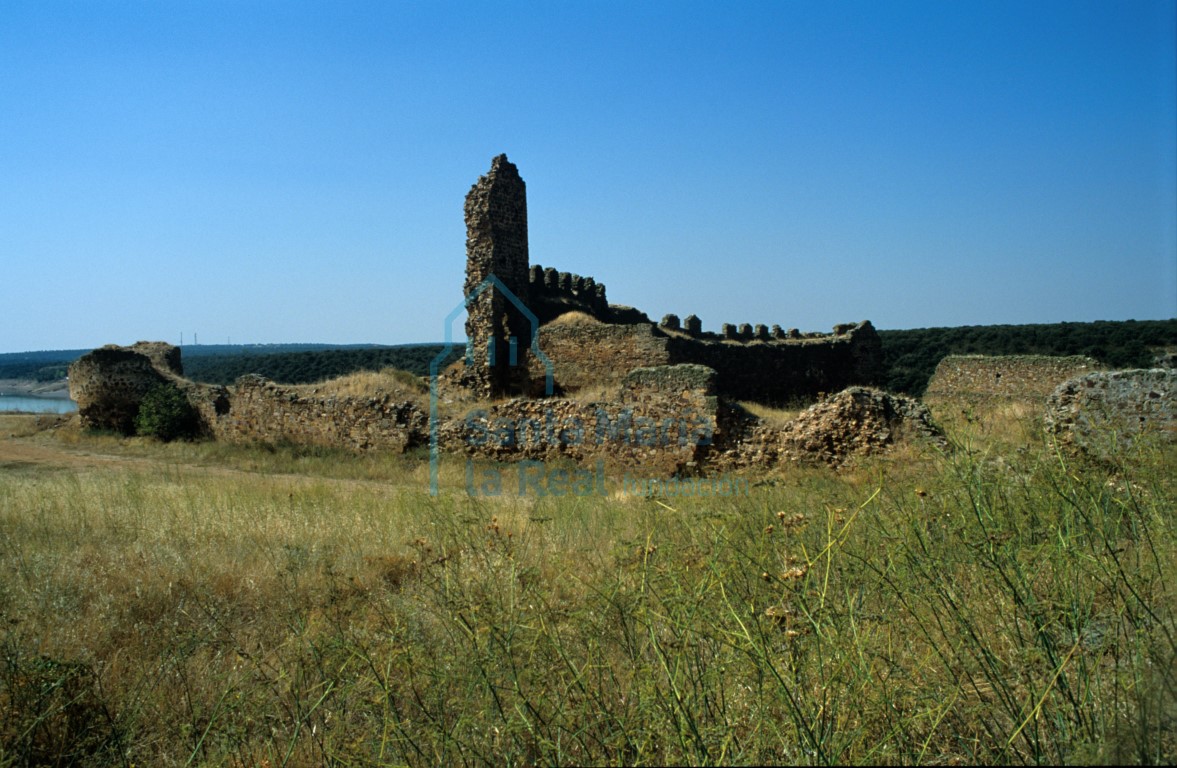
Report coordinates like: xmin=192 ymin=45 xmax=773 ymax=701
xmin=69 ymin=342 xmax=186 ymax=434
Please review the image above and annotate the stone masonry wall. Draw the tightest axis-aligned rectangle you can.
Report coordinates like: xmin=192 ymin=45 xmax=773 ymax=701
xmin=69 ymin=342 xmax=186 ymax=433
xmin=1045 ymin=369 xmax=1176 ymax=454
xmin=538 ymin=322 xmax=672 ymax=394
xmin=463 ymin=154 xmax=532 ymax=397
xmin=925 ymin=355 xmax=1105 ymax=401
xmin=538 ymin=319 xmax=882 ymax=405
xmin=206 ymin=374 xmax=427 ymax=452
xmin=440 ymin=364 xmax=719 ymax=478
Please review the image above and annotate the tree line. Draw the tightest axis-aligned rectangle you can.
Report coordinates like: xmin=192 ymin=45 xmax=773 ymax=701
xmin=877 ymin=319 xmax=1176 ymax=394
xmin=2 ymin=319 xmax=1174 ymax=396
xmin=183 ymin=344 xmax=465 ymax=385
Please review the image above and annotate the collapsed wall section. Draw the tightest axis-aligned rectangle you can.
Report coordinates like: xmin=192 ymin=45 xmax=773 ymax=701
xmin=69 ymin=342 xmax=187 ymax=433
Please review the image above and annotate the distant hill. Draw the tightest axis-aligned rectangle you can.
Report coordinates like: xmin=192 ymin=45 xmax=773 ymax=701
xmin=3 ymin=319 xmax=1174 ymax=395
xmin=0 ymin=349 xmax=92 ymax=381
xmin=0 ymin=343 xmax=427 ymax=382
xmin=183 ymin=344 xmax=465 ymax=385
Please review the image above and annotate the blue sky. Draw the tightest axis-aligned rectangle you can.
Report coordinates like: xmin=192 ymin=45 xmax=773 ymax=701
xmin=1 ymin=0 xmax=1174 ymax=353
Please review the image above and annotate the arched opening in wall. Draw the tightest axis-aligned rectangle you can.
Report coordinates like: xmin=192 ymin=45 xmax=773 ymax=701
xmin=214 ymin=394 xmax=231 ymax=416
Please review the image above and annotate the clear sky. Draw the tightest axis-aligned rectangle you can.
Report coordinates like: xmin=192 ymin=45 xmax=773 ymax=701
xmin=2 ymin=0 xmax=1174 ymax=353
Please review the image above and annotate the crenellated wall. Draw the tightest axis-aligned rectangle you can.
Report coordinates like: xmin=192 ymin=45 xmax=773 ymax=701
xmin=526 ymin=263 xmax=609 ymax=322
xmin=537 ymin=319 xmax=882 ymax=405
xmin=666 ymin=320 xmax=882 ymax=403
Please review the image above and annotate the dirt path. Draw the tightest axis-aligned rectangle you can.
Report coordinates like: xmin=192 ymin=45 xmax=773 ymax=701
xmin=0 ymin=438 xmax=165 ymax=473
xmin=0 ymin=433 xmax=411 ymax=494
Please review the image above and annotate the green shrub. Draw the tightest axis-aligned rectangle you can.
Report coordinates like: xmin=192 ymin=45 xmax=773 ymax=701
xmin=134 ymin=383 xmax=201 ymax=441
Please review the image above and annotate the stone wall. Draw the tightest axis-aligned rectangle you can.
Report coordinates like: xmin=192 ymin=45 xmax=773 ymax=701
xmin=462 ymin=154 xmax=532 ymax=396
xmin=205 ymin=374 xmax=426 ymax=452
xmin=538 ymin=322 xmax=672 ymax=394
xmin=526 ymin=263 xmax=609 ymax=322
xmin=924 ymin=355 xmax=1104 ymax=400
xmin=69 ymin=342 xmax=187 ymax=433
xmin=538 ymin=318 xmax=882 ymax=405
xmin=441 ymin=364 xmax=719 ymax=477
xmin=1045 ymin=369 xmax=1176 ymax=454
xmin=71 ymin=341 xmax=942 ymax=478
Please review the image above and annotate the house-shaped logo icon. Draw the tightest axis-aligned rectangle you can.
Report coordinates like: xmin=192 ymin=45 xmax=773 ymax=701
xmin=428 ymin=274 xmax=554 ymax=494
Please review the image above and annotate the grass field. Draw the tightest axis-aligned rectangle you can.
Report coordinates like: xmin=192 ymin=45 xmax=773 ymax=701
xmin=0 ymin=399 xmax=1173 ymax=766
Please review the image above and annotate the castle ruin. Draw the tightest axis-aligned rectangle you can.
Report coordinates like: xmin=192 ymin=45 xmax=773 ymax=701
xmin=458 ymin=155 xmax=883 ymax=404
xmin=68 ymin=155 xmax=924 ymax=473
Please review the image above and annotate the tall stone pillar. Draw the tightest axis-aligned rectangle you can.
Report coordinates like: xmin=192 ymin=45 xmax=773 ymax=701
xmin=463 ymin=154 xmax=531 ymax=397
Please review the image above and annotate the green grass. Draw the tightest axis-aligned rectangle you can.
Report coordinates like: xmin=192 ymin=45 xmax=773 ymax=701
xmin=0 ymin=404 xmax=1173 ymax=765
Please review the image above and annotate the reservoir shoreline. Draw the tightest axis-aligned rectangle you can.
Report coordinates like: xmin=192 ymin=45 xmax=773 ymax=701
xmin=0 ymin=378 xmax=71 ymax=399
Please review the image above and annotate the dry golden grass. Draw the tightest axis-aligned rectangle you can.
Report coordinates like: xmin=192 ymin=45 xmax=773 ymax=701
xmin=563 ymin=381 xmax=618 ymax=404
xmin=737 ymin=400 xmax=806 ymax=427
xmin=0 ymin=413 xmax=40 ymax=437
xmin=925 ymin=395 xmax=1044 ymax=451
xmin=0 ymin=393 xmax=1173 ymax=765
xmin=289 ymin=367 xmax=428 ymax=401
xmin=0 ymin=412 xmax=73 ymax=439
xmin=546 ymin=310 xmax=601 ymax=326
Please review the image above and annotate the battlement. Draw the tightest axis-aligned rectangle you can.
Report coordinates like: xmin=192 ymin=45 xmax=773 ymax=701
xmin=536 ymin=319 xmax=881 ymax=404
xmin=657 ymin=313 xmax=863 ymax=344
xmin=526 ymin=263 xmax=610 ymax=322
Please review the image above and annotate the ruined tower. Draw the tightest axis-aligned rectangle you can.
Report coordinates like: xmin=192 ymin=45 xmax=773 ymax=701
xmin=463 ymin=154 xmax=531 ymax=397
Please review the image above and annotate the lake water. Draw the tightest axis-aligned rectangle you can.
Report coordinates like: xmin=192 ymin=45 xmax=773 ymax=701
xmin=0 ymin=395 xmax=78 ymax=414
